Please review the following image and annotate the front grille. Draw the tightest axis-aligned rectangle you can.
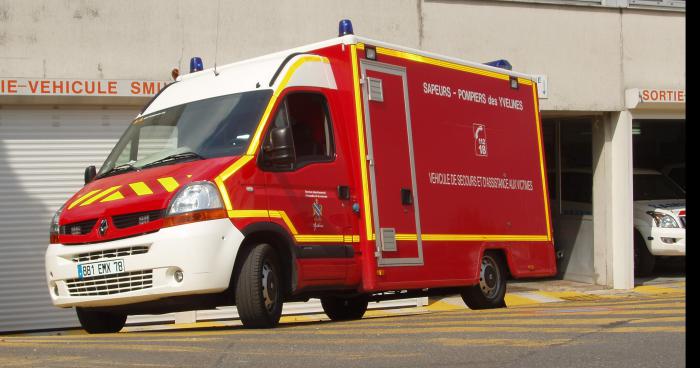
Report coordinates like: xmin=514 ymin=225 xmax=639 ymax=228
xmin=71 ymin=245 xmax=150 ymax=263
xmin=60 ymin=219 xmax=98 ymax=235
xmin=66 ymin=270 xmax=153 ymax=296
xmin=112 ymin=210 xmax=163 ymax=229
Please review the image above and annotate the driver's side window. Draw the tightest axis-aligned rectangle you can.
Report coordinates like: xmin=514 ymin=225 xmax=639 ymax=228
xmin=261 ymin=92 xmax=334 ymax=170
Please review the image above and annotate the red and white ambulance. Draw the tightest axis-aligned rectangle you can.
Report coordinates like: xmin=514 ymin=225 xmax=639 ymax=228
xmin=45 ymin=20 xmax=556 ymax=333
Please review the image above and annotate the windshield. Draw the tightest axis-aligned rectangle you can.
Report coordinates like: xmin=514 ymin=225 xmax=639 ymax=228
xmin=98 ymin=90 xmax=272 ymax=176
xmin=634 ymin=173 xmax=686 ymax=201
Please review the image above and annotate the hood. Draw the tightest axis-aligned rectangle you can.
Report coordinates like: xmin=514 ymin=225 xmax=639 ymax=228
xmin=58 ymin=156 xmax=237 ymax=244
xmin=634 ymin=199 xmax=686 ymax=216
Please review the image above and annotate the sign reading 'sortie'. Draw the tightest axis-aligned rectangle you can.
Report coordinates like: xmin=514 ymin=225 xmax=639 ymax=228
xmin=0 ymin=78 xmax=169 ymax=97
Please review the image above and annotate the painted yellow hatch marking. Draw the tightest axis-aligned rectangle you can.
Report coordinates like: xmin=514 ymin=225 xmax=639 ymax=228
xmin=129 ymin=182 xmax=154 ymax=196
xmin=157 ymin=177 xmax=180 ymax=192
xmin=68 ymin=189 xmax=102 ymax=209
xmin=80 ymin=186 xmax=121 ymax=206
xmin=100 ymin=191 xmax=125 ymax=202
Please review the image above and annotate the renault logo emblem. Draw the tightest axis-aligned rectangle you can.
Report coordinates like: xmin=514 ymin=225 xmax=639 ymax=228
xmin=98 ymin=219 xmax=109 ymax=236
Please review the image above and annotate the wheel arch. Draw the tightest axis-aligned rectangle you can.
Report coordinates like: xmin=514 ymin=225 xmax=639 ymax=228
xmin=231 ymin=222 xmax=298 ymax=303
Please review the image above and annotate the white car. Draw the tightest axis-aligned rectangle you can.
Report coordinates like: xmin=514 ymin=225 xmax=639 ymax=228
xmin=559 ymin=169 xmax=685 ymax=276
xmin=632 ymin=169 xmax=685 ymax=276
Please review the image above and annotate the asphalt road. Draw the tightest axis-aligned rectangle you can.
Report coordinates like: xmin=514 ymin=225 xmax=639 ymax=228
xmin=0 ymin=290 xmax=685 ymax=368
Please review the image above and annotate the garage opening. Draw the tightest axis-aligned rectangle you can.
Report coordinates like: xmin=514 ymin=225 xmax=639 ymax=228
xmin=632 ymin=119 xmax=686 ymax=276
xmin=543 ymin=118 xmax=594 ymax=283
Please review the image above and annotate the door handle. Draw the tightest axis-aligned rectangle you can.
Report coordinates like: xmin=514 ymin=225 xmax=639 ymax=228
xmin=401 ymin=188 xmax=413 ymax=205
xmin=337 ymin=185 xmax=350 ymax=200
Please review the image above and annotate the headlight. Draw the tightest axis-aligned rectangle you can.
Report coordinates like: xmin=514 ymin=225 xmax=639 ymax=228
xmin=646 ymin=211 xmax=679 ymax=228
xmin=49 ymin=204 xmax=65 ymax=244
xmin=164 ymin=182 xmax=226 ymax=227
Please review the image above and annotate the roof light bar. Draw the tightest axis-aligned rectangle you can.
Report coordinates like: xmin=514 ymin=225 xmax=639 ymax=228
xmin=484 ymin=59 xmax=512 ymax=70
xmin=339 ymin=19 xmax=354 ymax=37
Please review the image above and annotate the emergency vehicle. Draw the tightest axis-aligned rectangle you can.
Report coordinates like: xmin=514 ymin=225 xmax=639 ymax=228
xmin=45 ymin=20 xmax=557 ymax=333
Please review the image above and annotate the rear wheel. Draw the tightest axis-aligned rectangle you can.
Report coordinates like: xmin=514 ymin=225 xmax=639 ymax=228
xmin=634 ymin=232 xmax=655 ymax=277
xmin=76 ymin=307 xmax=126 ymax=334
xmin=461 ymin=251 xmax=507 ymax=310
xmin=235 ymin=243 xmax=283 ymax=328
xmin=321 ymin=295 xmax=369 ymax=321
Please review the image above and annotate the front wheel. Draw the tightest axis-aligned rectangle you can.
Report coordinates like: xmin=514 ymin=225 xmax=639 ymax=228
xmin=321 ymin=295 xmax=369 ymax=321
xmin=461 ymin=251 xmax=507 ymax=310
xmin=76 ymin=307 xmax=126 ymax=334
xmin=235 ymin=243 xmax=283 ymax=328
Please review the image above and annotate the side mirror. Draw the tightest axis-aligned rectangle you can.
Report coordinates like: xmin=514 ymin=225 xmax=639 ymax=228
xmin=263 ymin=127 xmax=294 ymax=165
xmin=84 ymin=165 xmax=97 ymax=184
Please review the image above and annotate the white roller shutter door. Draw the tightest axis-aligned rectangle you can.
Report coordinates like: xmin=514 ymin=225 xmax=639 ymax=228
xmin=0 ymin=108 xmax=137 ymax=332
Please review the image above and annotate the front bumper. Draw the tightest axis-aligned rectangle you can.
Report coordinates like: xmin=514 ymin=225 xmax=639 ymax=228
xmin=648 ymin=227 xmax=685 ymax=256
xmin=45 ymin=218 xmax=243 ymax=308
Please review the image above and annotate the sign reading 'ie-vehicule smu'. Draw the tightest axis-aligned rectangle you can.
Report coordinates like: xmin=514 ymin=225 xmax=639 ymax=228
xmin=0 ymin=78 xmax=169 ymax=97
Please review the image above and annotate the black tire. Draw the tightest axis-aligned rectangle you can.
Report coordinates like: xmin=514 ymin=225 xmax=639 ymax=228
xmin=460 ymin=251 xmax=507 ymax=310
xmin=235 ymin=243 xmax=283 ymax=328
xmin=321 ymin=295 xmax=369 ymax=321
xmin=76 ymin=307 xmax=126 ymax=334
xmin=634 ymin=232 xmax=655 ymax=277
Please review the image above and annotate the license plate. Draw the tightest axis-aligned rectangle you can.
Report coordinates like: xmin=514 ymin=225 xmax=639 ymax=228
xmin=77 ymin=259 xmax=125 ymax=279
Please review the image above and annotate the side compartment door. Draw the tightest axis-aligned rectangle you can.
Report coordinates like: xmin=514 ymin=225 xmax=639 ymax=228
xmin=360 ymin=61 xmax=423 ymax=266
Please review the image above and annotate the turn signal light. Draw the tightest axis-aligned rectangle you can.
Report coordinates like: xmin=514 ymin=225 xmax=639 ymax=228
xmin=162 ymin=208 xmax=227 ymax=228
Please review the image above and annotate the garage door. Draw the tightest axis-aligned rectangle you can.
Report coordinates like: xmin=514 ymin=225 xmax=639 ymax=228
xmin=0 ymin=108 xmax=137 ymax=332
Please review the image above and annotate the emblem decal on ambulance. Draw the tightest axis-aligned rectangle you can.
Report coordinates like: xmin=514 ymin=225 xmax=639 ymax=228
xmin=312 ymin=199 xmax=324 ymax=230
xmin=473 ymin=123 xmax=488 ymax=157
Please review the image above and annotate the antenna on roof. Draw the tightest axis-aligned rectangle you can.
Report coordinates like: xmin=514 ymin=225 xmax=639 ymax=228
xmin=213 ymin=0 xmax=222 ymax=76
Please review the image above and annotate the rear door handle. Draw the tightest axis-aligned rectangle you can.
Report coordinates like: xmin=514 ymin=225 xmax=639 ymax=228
xmin=401 ymin=188 xmax=413 ymax=205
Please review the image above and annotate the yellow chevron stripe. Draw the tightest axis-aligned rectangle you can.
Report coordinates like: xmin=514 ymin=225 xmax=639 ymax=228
xmin=100 ymin=191 xmax=125 ymax=202
xmin=80 ymin=186 xmax=121 ymax=206
xmin=157 ymin=177 xmax=180 ymax=192
xmin=129 ymin=182 xmax=153 ymax=196
xmin=68 ymin=189 xmax=102 ymax=209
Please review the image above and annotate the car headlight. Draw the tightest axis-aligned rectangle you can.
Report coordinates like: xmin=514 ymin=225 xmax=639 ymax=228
xmin=49 ymin=204 xmax=65 ymax=244
xmin=164 ymin=181 xmax=227 ymax=227
xmin=646 ymin=211 xmax=679 ymax=228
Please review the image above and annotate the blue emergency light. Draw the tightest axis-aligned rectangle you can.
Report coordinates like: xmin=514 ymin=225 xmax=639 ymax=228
xmin=190 ymin=57 xmax=204 ymax=73
xmin=484 ymin=59 xmax=512 ymax=70
xmin=339 ymin=19 xmax=354 ymax=36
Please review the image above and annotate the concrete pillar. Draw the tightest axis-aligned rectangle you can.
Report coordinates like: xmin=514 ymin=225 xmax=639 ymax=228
xmin=592 ymin=112 xmax=635 ymax=289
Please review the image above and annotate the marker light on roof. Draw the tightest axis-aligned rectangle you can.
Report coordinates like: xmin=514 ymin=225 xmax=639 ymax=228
xmin=190 ymin=57 xmax=204 ymax=73
xmin=484 ymin=59 xmax=512 ymax=70
xmin=339 ymin=19 xmax=354 ymax=36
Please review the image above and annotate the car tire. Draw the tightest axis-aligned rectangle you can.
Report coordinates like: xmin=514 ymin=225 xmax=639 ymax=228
xmin=321 ymin=295 xmax=369 ymax=321
xmin=76 ymin=307 xmax=127 ymax=334
xmin=461 ymin=251 xmax=508 ymax=310
xmin=634 ymin=232 xmax=655 ymax=277
xmin=235 ymin=243 xmax=283 ymax=328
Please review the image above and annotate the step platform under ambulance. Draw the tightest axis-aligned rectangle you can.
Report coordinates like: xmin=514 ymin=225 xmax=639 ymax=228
xmin=46 ymin=20 xmax=557 ymax=333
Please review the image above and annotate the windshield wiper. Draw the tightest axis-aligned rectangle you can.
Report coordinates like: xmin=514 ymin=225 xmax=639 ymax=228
xmin=141 ymin=151 xmax=206 ymax=169
xmin=96 ymin=162 xmax=137 ymax=179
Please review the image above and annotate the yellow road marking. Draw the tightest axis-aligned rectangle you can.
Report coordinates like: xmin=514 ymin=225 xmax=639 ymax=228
xmin=505 ymin=294 xmax=543 ymax=306
xmin=633 ymin=285 xmax=685 ymax=295
xmin=425 ymin=300 xmax=467 ymax=311
xmin=432 ymin=337 xmax=573 ymax=348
